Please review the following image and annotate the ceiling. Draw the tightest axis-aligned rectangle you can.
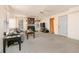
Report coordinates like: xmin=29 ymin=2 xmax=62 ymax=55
xmin=9 ymin=5 xmax=78 ymax=17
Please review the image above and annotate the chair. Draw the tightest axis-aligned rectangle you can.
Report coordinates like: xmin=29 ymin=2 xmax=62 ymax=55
xmin=25 ymin=30 xmax=35 ymax=40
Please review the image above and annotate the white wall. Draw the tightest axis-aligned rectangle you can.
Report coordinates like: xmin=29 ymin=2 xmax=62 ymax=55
xmin=23 ymin=17 xmax=27 ymax=31
xmin=68 ymin=12 xmax=79 ymax=40
xmin=54 ymin=15 xmax=58 ymax=34
xmin=53 ymin=7 xmax=79 ymax=40
xmin=0 ymin=6 xmax=7 ymax=52
xmin=40 ymin=17 xmax=50 ymax=30
xmin=0 ymin=17 xmax=5 ymax=52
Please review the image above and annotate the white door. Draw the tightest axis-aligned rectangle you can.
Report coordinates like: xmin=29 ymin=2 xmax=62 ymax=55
xmin=58 ymin=15 xmax=68 ymax=36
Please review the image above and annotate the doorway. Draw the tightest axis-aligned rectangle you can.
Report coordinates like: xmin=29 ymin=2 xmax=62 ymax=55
xmin=50 ymin=17 xmax=54 ymax=33
xmin=58 ymin=15 xmax=68 ymax=36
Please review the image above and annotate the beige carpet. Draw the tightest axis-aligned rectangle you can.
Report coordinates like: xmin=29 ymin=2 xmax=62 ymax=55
xmin=2 ymin=32 xmax=79 ymax=53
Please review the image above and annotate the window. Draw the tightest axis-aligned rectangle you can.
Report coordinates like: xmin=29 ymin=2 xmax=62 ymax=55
xmin=8 ymin=18 xmax=16 ymax=29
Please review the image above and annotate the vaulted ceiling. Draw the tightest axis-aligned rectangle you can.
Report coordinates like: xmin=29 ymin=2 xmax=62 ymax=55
xmin=9 ymin=5 xmax=78 ymax=17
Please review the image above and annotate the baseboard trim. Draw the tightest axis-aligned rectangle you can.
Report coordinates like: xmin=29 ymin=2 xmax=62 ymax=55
xmin=55 ymin=34 xmax=79 ymax=41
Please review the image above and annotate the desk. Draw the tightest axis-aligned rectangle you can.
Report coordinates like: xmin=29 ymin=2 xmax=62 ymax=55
xmin=3 ymin=35 xmax=21 ymax=53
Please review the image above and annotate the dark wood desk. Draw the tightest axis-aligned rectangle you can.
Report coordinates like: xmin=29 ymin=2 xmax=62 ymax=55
xmin=26 ymin=32 xmax=35 ymax=40
xmin=3 ymin=35 xmax=21 ymax=53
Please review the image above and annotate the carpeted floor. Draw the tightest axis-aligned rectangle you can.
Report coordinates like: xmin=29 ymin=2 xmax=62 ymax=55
xmin=2 ymin=32 xmax=79 ymax=53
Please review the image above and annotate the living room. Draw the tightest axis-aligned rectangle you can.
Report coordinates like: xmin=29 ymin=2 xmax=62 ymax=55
xmin=0 ymin=5 xmax=79 ymax=53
